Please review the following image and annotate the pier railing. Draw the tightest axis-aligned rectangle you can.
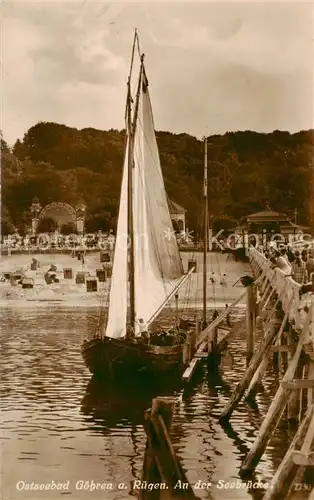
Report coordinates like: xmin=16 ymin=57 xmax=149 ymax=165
xmin=249 ymin=247 xmax=312 ymax=331
xmin=219 ymin=248 xmax=314 ymax=495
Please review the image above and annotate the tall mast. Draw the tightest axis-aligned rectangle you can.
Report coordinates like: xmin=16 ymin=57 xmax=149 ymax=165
xmin=126 ymin=80 xmax=135 ymax=329
xmin=127 ymin=50 xmax=145 ymax=330
xmin=203 ymin=137 xmax=208 ymax=325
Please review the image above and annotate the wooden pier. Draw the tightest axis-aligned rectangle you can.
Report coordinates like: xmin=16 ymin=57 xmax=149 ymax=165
xmin=220 ymin=247 xmax=314 ymax=498
xmin=181 ymin=292 xmax=248 ymax=383
xmin=140 ymin=247 xmax=313 ymax=498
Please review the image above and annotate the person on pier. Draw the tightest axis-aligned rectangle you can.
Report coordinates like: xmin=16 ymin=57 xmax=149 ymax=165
xmin=137 ymin=318 xmax=150 ymax=344
xmin=125 ymin=324 xmax=135 ymax=341
xmin=270 ymin=250 xmax=292 ymax=275
xmin=306 ymin=249 xmax=314 ymax=278
xmin=286 ymin=245 xmax=296 ymax=263
xmin=279 ymin=245 xmax=289 ymax=263
xmin=299 ymin=272 xmax=314 ymax=297
xmin=301 ymin=245 xmax=310 ymax=262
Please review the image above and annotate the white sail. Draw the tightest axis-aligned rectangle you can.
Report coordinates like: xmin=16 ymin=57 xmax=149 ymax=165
xmin=132 ymin=73 xmax=185 ymax=333
xmin=106 ymin=64 xmax=185 ymax=339
xmin=105 ymin=140 xmax=129 ymax=338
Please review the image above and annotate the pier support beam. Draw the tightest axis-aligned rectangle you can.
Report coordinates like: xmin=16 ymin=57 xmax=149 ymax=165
xmin=287 ymin=361 xmax=304 ymax=424
xmin=246 ymin=318 xmax=283 ymax=398
xmin=140 ymin=397 xmax=198 ymax=499
xmin=219 ymin=307 xmax=286 ymax=422
xmin=239 ymin=309 xmax=312 ymax=477
xmin=308 ymin=359 xmax=314 ymax=407
xmin=183 ymin=326 xmax=198 ymax=366
xmin=263 ymin=403 xmax=314 ymax=500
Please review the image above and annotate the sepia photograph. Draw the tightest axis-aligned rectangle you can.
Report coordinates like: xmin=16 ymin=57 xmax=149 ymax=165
xmin=1 ymin=1 xmax=314 ymax=499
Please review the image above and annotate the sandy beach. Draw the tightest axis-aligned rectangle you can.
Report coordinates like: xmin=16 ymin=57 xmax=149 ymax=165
xmin=0 ymin=251 xmax=250 ymax=308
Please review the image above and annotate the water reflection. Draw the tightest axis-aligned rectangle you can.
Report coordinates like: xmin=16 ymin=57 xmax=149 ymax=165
xmin=81 ymin=374 xmax=182 ymax=429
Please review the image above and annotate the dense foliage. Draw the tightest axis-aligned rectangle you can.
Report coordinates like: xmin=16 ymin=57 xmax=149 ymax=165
xmin=1 ymin=122 xmax=314 ymax=236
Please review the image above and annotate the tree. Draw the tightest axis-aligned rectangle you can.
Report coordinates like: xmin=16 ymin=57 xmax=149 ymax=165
xmin=3 ymin=121 xmax=313 ymax=234
xmin=1 ymin=206 xmax=15 ymax=236
xmin=36 ymin=217 xmax=58 ymax=233
xmin=85 ymin=211 xmax=112 ymax=232
xmin=212 ymin=217 xmax=238 ymax=232
xmin=1 ymin=135 xmax=10 ymax=154
xmin=60 ymin=222 xmax=77 ymax=235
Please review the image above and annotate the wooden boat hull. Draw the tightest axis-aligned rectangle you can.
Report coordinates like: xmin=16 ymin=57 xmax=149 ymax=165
xmin=81 ymin=336 xmax=183 ymax=379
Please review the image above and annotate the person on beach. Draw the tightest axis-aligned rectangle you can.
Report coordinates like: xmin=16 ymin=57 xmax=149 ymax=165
xmin=44 ymin=265 xmax=59 ymax=284
xmin=212 ymin=309 xmax=219 ymax=321
xmin=220 ymin=273 xmax=227 ymax=286
xmin=209 ymin=272 xmax=216 ymax=284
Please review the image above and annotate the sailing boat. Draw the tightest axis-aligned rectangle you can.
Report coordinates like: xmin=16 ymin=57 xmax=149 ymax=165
xmin=81 ymin=32 xmax=194 ymax=378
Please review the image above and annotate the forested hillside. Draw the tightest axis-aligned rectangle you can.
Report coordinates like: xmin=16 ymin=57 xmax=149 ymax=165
xmin=1 ymin=122 xmax=314 ymax=235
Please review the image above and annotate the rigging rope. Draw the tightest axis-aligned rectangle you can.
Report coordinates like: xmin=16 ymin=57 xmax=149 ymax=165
xmin=215 ymin=251 xmax=227 ymax=306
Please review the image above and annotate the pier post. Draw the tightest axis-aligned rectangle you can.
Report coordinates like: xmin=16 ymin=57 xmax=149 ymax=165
xmin=183 ymin=334 xmax=191 ymax=366
xmin=271 ymin=304 xmax=285 ymax=372
xmin=208 ymin=326 xmax=218 ymax=358
xmin=182 ymin=342 xmax=189 ymax=366
xmin=263 ymin=403 xmax=314 ymax=500
xmin=140 ymin=398 xmax=174 ymax=500
xmin=246 ymin=283 xmax=256 ymax=366
xmin=140 ymin=397 xmax=198 ymax=499
xmin=280 ymin=327 xmax=289 ymax=376
xmin=307 ymin=359 xmax=314 ymax=407
xmin=287 ymin=360 xmax=304 ymax=424
xmin=183 ymin=324 xmax=199 ymax=366
xmin=286 ymin=326 xmax=304 ymax=424
xmin=239 ymin=309 xmax=312 ymax=476
xmin=192 ymin=322 xmax=200 ymax=358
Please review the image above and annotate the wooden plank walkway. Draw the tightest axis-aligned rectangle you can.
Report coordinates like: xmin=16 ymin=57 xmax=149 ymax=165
xmin=182 ymin=318 xmax=245 ymax=384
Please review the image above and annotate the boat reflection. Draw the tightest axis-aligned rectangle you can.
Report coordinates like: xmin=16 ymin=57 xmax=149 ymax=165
xmin=81 ymin=373 xmax=182 ymax=429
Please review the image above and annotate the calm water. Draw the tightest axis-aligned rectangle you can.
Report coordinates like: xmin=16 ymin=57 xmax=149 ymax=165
xmin=0 ymin=307 xmax=297 ymax=500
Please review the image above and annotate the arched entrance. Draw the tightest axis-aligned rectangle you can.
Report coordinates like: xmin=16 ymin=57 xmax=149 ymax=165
xmin=31 ymin=200 xmax=86 ymax=233
xmin=39 ymin=202 xmax=76 ymax=226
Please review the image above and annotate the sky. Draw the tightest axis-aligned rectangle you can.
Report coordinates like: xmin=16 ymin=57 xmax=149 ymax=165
xmin=1 ymin=1 xmax=313 ymax=146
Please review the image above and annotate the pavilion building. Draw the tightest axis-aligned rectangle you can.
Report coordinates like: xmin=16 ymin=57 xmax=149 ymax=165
xmin=234 ymin=208 xmax=310 ymax=248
